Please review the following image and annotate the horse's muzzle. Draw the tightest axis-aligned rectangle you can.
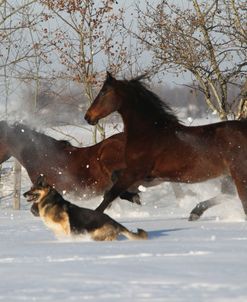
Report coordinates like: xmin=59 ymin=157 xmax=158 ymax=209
xmin=84 ymin=113 xmax=98 ymax=125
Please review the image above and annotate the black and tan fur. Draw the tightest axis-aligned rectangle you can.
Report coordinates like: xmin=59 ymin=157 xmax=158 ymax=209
xmin=24 ymin=175 xmax=147 ymax=241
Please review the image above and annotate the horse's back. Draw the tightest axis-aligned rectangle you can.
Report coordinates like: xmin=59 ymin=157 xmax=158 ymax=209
xmin=149 ymin=120 xmax=247 ymax=183
xmin=211 ymin=120 xmax=247 ymax=149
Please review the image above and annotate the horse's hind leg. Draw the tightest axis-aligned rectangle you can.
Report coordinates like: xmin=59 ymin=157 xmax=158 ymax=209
xmin=228 ymin=160 xmax=247 ymax=218
xmin=221 ymin=176 xmax=235 ymax=195
xmin=189 ymin=196 xmax=224 ymax=221
xmin=189 ymin=176 xmax=235 ymax=221
xmin=231 ymin=176 xmax=247 ymax=218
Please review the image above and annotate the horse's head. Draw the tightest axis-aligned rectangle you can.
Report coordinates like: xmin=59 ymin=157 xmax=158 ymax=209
xmin=84 ymin=72 xmax=122 ymax=125
xmin=0 ymin=121 xmax=11 ymax=163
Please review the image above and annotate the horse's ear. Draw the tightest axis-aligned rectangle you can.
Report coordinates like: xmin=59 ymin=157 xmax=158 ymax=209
xmin=106 ymin=71 xmax=115 ymax=83
xmin=36 ymin=174 xmax=47 ymax=187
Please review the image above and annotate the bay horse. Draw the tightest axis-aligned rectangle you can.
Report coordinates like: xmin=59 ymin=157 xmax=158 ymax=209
xmin=84 ymin=72 xmax=247 ymax=219
xmin=0 ymin=121 xmax=141 ymax=213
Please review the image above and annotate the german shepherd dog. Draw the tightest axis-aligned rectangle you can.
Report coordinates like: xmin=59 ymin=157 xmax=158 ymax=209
xmin=23 ymin=175 xmax=148 ymax=241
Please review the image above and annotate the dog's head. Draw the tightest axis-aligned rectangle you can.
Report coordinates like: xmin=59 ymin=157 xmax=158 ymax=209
xmin=23 ymin=175 xmax=51 ymax=203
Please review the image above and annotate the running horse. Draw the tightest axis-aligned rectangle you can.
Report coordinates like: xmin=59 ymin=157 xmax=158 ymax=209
xmin=84 ymin=72 xmax=247 ymax=219
xmin=0 ymin=121 xmax=141 ymax=214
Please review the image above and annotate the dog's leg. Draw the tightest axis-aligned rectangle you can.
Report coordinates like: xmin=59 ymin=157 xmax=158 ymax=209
xmin=30 ymin=203 xmax=40 ymax=217
xmin=57 ymin=211 xmax=71 ymax=236
xmin=43 ymin=210 xmax=71 ymax=238
xmin=90 ymin=224 xmax=119 ymax=241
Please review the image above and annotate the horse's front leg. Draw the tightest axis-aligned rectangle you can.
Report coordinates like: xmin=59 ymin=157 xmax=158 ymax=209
xmin=96 ymin=170 xmax=139 ymax=212
xmin=119 ymin=191 xmax=141 ymax=205
xmin=112 ymin=170 xmax=141 ymax=205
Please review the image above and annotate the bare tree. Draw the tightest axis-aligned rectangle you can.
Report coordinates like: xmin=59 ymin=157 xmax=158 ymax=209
xmin=0 ymin=0 xmax=47 ymax=209
xmin=0 ymin=0 xmax=50 ymax=115
xmin=136 ymin=0 xmax=247 ymax=119
xmin=38 ymin=0 xmax=136 ymax=141
xmin=0 ymin=0 xmax=142 ymax=208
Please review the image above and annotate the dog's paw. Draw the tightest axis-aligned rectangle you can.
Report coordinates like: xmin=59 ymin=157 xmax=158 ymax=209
xmin=30 ymin=203 xmax=40 ymax=217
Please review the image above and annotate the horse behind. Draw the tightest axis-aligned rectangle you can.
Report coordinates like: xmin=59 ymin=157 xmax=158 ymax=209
xmin=0 ymin=120 xmax=139 ymax=203
xmin=85 ymin=72 xmax=247 ymax=219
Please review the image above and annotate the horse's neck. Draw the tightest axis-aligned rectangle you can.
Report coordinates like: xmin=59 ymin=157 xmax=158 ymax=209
xmin=119 ymin=106 xmax=168 ymax=137
xmin=6 ymin=128 xmax=37 ymax=161
xmin=119 ymin=105 xmax=149 ymax=130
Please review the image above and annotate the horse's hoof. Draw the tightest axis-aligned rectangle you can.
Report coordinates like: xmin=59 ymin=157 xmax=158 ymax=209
xmin=132 ymin=194 xmax=141 ymax=205
xmin=188 ymin=213 xmax=200 ymax=221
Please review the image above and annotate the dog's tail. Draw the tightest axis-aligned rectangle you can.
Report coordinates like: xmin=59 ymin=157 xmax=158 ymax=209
xmin=121 ymin=227 xmax=148 ymax=240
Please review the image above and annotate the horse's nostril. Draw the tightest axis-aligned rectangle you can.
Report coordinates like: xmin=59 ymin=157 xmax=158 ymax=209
xmin=84 ymin=113 xmax=97 ymax=125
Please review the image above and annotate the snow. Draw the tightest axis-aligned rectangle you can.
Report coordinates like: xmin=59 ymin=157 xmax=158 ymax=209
xmin=1 ymin=123 xmax=247 ymax=301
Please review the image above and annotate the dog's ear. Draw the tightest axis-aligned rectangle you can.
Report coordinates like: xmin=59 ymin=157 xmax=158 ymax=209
xmin=36 ymin=174 xmax=47 ymax=187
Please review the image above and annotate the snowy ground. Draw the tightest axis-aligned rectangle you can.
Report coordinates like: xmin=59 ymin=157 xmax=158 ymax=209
xmin=1 ymin=123 xmax=247 ymax=302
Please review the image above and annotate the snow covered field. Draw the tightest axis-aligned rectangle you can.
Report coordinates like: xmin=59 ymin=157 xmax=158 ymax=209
xmin=1 ymin=123 xmax=247 ymax=302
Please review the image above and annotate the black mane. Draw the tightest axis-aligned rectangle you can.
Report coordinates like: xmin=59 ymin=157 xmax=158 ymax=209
xmin=11 ymin=122 xmax=55 ymax=143
xmin=120 ymin=77 xmax=179 ymax=125
xmin=1 ymin=121 xmax=72 ymax=147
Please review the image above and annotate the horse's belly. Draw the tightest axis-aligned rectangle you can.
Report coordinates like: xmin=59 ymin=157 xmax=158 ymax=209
xmin=152 ymin=155 xmax=228 ymax=183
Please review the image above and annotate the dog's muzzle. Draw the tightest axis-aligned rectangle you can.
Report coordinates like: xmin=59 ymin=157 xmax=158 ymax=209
xmin=23 ymin=191 xmax=40 ymax=202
